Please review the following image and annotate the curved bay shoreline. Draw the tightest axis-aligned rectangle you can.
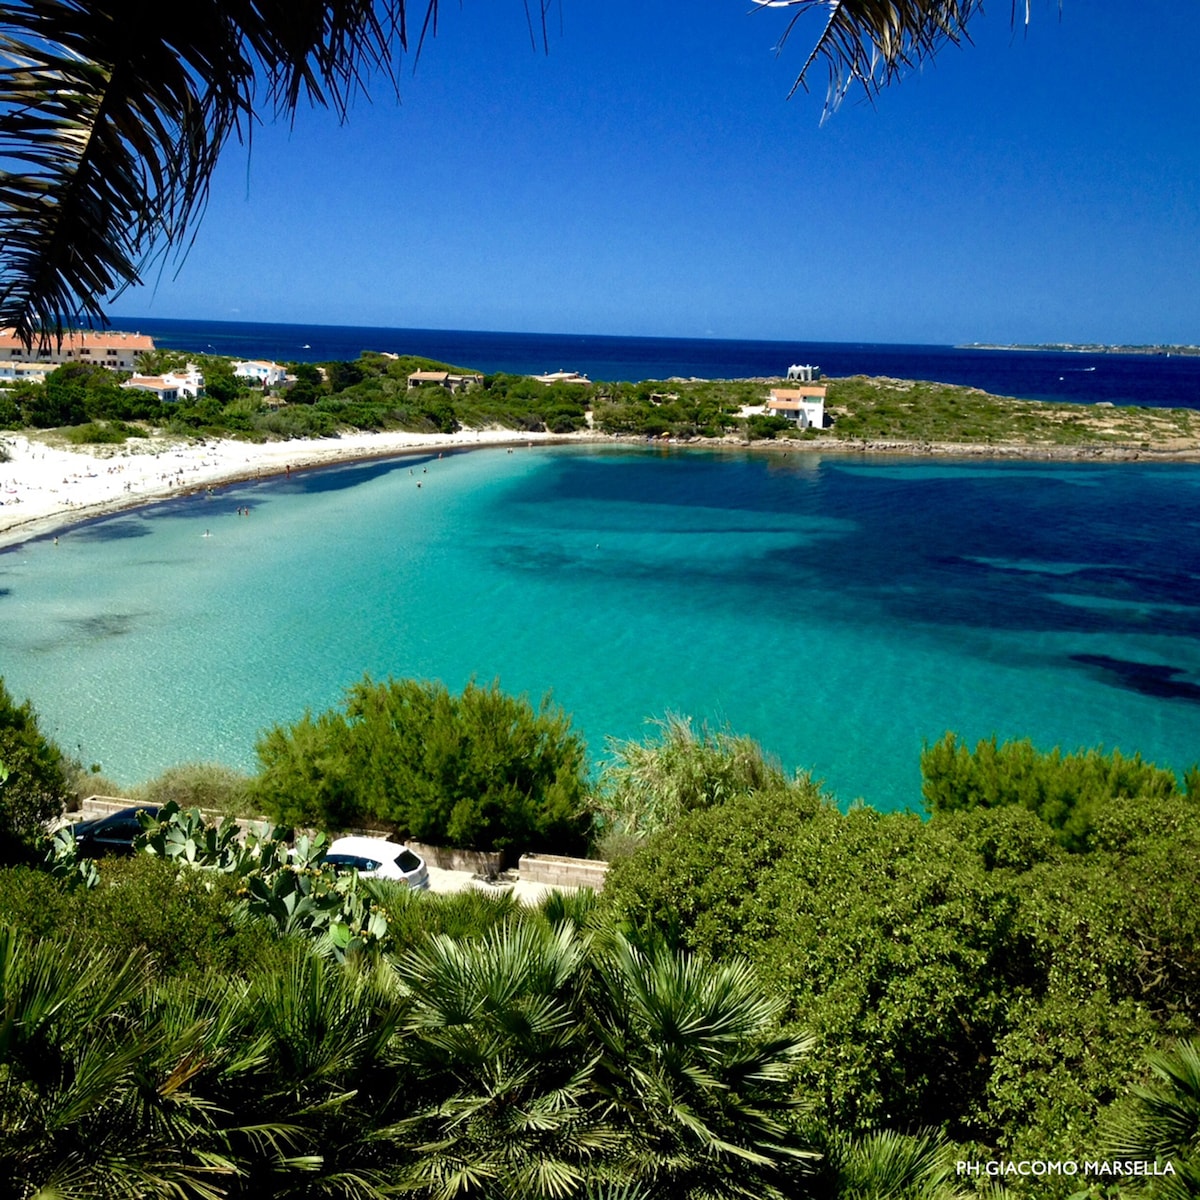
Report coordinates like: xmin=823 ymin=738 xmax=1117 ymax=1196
xmin=3 ymin=424 xmax=1200 ymax=552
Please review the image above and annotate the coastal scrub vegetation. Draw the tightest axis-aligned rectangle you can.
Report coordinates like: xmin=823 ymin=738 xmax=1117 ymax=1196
xmin=822 ymin=375 xmax=1200 ymax=447
xmin=9 ymin=354 xmax=1200 ymax=456
xmin=2 ymin=679 xmax=1200 ymax=1196
xmin=593 ymin=713 xmax=809 ymax=857
xmin=0 ymin=678 xmax=73 ymax=865
xmin=605 ymin=748 xmax=1200 ymax=1197
xmin=0 ymin=908 xmax=846 ymax=1200
xmin=921 ymin=731 xmax=1199 ymax=851
xmin=253 ymin=676 xmax=592 ymax=857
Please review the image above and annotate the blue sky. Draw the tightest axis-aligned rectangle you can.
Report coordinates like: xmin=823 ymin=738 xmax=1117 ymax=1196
xmin=113 ymin=2 xmax=1200 ymax=345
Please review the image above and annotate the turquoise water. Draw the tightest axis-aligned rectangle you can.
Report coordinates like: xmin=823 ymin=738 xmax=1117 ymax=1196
xmin=2 ymin=446 xmax=1199 ymax=811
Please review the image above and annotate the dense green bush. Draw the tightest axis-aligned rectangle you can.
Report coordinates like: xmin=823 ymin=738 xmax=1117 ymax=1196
xmin=61 ymin=419 xmax=146 ymax=444
xmin=0 ymin=855 xmax=275 ymax=978
xmin=604 ymin=736 xmax=1200 ymax=1194
xmin=253 ymin=676 xmax=592 ymax=855
xmin=0 ymin=392 xmax=23 ymax=429
xmin=0 ymin=677 xmax=72 ymax=863
xmin=745 ymin=413 xmax=796 ymax=439
xmin=921 ymin=732 xmax=1189 ymax=850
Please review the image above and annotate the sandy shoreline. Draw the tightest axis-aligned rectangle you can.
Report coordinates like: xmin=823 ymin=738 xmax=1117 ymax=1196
xmin=3 ymin=425 xmax=1199 ymax=550
xmin=0 ymin=427 xmax=612 ymax=550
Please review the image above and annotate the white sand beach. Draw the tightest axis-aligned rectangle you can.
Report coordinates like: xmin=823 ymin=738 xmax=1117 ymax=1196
xmin=0 ymin=427 xmax=591 ymax=549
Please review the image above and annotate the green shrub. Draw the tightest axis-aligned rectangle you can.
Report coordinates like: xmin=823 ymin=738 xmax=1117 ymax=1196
xmin=62 ymin=419 xmax=145 ymax=444
xmin=82 ymin=855 xmax=277 ymax=978
xmin=0 ymin=865 xmax=74 ymax=935
xmin=921 ymin=732 xmax=1186 ymax=850
xmin=604 ymin=775 xmax=1200 ymax=1174
xmin=0 ymin=394 xmax=20 ymax=431
xmin=745 ymin=413 xmax=794 ymax=440
xmin=0 ymin=856 xmax=275 ymax=979
xmin=253 ymin=676 xmax=592 ymax=856
xmin=134 ymin=760 xmax=255 ymax=817
xmin=595 ymin=713 xmax=801 ymax=842
xmin=0 ymin=678 xmax=72 ymax=863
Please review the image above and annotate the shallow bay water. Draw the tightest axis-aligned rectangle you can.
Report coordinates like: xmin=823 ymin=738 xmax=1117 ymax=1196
xmin=2 ymin=445 xmax=1198 ymax=811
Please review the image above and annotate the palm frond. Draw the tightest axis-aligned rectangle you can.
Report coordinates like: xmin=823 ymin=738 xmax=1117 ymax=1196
xmin=0 ymin=1 xmax=565 ymax=344
xmin=827 ymin=1126 xmax=972 ymax=1198
xmin=1107 ymin=1040 xmax=1200 ymax=1162
xmin=0 ymin=0 xmax=244 ymax=343
xmin=751 ymin=0 xmax=1011 ymax=111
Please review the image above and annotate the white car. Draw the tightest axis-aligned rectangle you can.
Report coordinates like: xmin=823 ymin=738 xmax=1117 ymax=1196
xmin=322 ymin=836 xmax=429 ymax=890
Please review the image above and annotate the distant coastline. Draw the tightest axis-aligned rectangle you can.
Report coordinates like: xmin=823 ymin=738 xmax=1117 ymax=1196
xmin=119 ymin=316 xmax=1200 ymax=409
xmin=960 ymin=342 xmax=1200 ymax=357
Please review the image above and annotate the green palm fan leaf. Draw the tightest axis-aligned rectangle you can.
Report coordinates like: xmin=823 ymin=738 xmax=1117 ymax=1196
xmin=815 ymin=1127 xmax=974 ymax=1200
xmin=0 ymin=926 xmax=238 ymax=1200
xmin=385 ymin=922 xmax=618 ymax=1200
xmin=1106 ymin=1039 xmax=1200 ymax=1187
xmin=592 ymin=933 xmax=816 ymax=1200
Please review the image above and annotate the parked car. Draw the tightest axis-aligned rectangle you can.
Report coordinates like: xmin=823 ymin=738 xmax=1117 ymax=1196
xmin=65 ymin=805 xmax=160 ymax=857
xmin=322 ymin=836 xmax=430 ymax=890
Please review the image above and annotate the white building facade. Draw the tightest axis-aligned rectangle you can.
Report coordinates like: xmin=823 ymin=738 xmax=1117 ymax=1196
xmin=121 ymin=365 xmax=204 ymax=402
xmin=233 ymin=360 xmax=288 ymax=386
xmin=0 ymin=328 xmax=154 ymax=372
xmin=765 ymin=386 xmax=826 ymax=429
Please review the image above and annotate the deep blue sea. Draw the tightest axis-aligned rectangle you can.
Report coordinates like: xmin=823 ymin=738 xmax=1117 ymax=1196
xmin=3 ymin=446 xmax=1199 ymax=812
xmin=116 ymin=316 xmax=1200 ymax=410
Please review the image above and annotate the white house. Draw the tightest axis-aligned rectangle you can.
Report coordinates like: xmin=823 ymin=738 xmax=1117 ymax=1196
xmin=532 ymin=370 xmax=591 ymax=385
xmin=233 ymin=359 xmax=288 ymax=386
xmin=0 ymin=362 xmax=57 ymax=384
xmin=122 ymin=364 xmax=204 ymax=402
xmin=765 ymin=386 xmax=826 ymax=429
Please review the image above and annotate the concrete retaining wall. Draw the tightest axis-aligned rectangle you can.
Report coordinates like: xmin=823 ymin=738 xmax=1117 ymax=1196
xmin=73 ymin=796 xmax=268 ymax=838
xmin=517 ymin=853 xmax=609 ymax=891
xmin=406 ymin=840 xmax=504 ymax=876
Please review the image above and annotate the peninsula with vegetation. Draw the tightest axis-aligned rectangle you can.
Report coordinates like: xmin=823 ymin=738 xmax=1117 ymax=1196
xmin=5 ymin=328 xmax=1200 ymax=545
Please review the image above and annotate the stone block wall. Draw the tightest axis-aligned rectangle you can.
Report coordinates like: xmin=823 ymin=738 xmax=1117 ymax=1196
xmin=517 ymin=853 xmax=609 ymax=891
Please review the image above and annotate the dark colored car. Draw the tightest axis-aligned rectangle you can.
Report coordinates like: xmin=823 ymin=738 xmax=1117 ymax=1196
xmin=66 ymin=806 xmax=160 ymax=857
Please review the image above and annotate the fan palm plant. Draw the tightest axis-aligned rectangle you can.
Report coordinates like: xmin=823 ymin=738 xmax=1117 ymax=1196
xmin=207 ymin=947 xmax=410 ymax=1198
xmin=384 ymin=921 xmax=621 ymax=1200
xmin=590 ymin=933 xmax=817 ymax=1200
xmin=0 ymin=925 xmax=226 ymax=1199
xmin=802 ymin=1126 xmax=974 ymax=1200
xmin=1106 ymin=1040 xmax=1200 ymax=1200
